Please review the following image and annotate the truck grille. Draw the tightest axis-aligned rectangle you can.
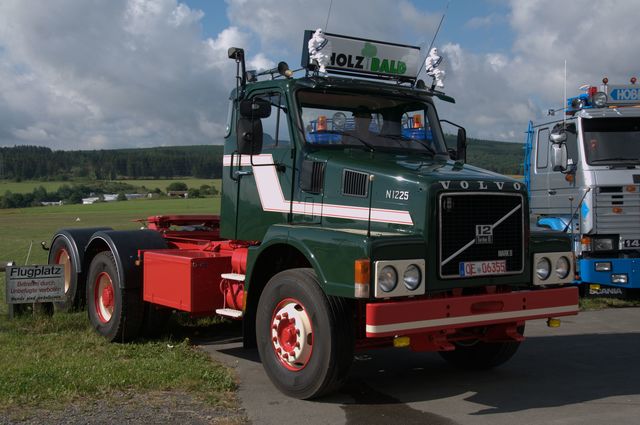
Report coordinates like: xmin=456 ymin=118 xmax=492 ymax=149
xmin=439 ymin=192 xmax=524 ymax=278
xmin=595 ymin=186 xmax=640 ymax=238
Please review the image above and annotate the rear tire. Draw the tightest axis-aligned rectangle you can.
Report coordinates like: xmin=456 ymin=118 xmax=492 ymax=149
xmin=49 ymin=237 xmax=83 ymax=312
xmin=256 ymin=268 xmax=354 ymax=399
xmin=439 ymin=327 xmax=524 ymax=370
xmin=86 ymin=251 xmax=143 ymax=342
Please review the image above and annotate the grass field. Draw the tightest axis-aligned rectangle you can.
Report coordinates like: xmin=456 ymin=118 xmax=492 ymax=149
xmin=0 ymin=178 xmax=221 ymax=194
xmin=0 ymin=197 xmax=231 ymax=409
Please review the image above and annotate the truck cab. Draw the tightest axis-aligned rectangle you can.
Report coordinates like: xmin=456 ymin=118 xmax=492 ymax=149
xmin=526 ymin=78 xmax=640 ymax=295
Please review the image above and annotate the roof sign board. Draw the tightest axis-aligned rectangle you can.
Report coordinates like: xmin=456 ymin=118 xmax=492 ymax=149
xmin=608 ymin=85 xmax=640 ymax=104
xmin=302 ymin=30 xmax=421 ymax=81
xmin=5 ymin=265 xmax=66 ymax=304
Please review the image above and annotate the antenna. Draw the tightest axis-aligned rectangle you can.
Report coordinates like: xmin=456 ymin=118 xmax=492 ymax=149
xmin=414 ymin=0 xmax=449 ymax=85
xmin=563 ymin=60 xmax=567 ymax=127
xmin=324 ymin=0 xmax=333 ymax=31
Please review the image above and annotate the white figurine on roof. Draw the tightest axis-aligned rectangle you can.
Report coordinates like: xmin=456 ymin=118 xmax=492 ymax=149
xmin=308 ymin=28 xmax=332 ymax=75
xmin=425 ymin=47 xmax=445 ymax=88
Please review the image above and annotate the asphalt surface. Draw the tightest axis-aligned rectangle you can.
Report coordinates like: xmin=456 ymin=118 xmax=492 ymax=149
xmin=198 ymin=308 xmax=640 ymax=425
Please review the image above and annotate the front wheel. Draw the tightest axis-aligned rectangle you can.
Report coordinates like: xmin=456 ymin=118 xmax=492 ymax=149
xmin=86 ymin=251 xmax=143 ymax=342
xmin=256 ymin=268 xmax=354 ymax=399
xmin=439 ymin=326 xmax=524 ymax=370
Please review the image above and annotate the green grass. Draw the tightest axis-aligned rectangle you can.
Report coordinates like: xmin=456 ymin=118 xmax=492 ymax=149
xmin=580 ymin=297 xmax=640 ymax=310
xmin=0 ymin=313 xmax=235 ymax=409
xmin=0 ymin=178 xmax=221 ymax=195
xmin=0 ymin=197 xmax=232 ymax=409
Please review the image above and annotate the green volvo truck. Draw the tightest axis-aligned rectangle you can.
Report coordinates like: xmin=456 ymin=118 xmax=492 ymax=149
xmin=45 ymin=32 xmax=579 ymax=399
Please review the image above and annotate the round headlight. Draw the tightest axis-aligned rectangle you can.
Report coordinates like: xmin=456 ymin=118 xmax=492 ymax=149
xmin=555 ymin=256 xmax=570 ymax=279
xmin=332 ymin=112 xmax=347 ymax=129
xmin=536 ymin=257 xmax=551 ymax=280
xmin=592 ymin=92 xmax=607 ymax=108
xmin=379 ymin=266 xmax=398 ymax=293
xmin=403 ymin=264 xmax=422 ymax=291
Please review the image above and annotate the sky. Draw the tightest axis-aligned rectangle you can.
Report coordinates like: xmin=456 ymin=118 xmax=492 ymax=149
xmin=0 ymin=0 xmax=637 ymax=150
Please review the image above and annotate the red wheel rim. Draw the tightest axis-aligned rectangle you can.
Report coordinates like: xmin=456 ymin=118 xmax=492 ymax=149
xmin=55 ymin=248 xmax=72 ymax=294
xmin=94 ymin=272 xmax=114 ymax=323
xmin=270 ymin=298 xmax=314 ymax=371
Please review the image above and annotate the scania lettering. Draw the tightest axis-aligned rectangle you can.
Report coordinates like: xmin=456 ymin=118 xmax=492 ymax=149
xmin=42 ymin=31 xmax=578 ymax=399
xmin=524 ymin=76 xmax=640 ymax=296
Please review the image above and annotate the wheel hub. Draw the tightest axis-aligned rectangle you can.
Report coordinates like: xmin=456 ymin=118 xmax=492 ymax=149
xmin=94 ymin=272 xmax=114 ymax=323
xmin=271 ymin=299 xmax=313 ymax=371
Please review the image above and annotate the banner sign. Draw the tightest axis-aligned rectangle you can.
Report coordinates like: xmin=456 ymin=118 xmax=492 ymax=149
xmin=302 ymin=30 xmax=421 ymax=80
xmin=608 ymin=85 xmax=640 ymax=105
xmin=5 ymin=265 xmax=65 ymax=304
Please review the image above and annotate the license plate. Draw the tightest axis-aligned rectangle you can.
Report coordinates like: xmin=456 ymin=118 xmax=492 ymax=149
xmin=622 ymin=239 xmax=640 ymax=248
xmin=459 ymin=260 xmax=507 ymax=277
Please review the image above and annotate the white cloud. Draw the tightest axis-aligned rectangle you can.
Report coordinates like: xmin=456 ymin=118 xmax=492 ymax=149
xmin=0 ymin=0 xmax=250 ymax=149
xmin=0 ymin=0 xmax=637 ymax=150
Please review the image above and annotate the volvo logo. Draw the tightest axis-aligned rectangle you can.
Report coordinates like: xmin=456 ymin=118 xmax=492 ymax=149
xmin=439 ymin=180 xmax=522 ymax=191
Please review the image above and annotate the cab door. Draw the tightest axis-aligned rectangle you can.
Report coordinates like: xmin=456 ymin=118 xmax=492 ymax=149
xmin=232 ymin=91 xmax=294 ymax=241
xmin=529 ymin=127 xmax=551 ymax=213
xmin=548 ymin=123 xmax=580 ymax=215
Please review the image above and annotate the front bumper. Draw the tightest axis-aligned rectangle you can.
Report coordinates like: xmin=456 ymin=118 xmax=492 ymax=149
xmin=365 ymin=287 xmax=578 ymax=338
xmin=579 ymin=258 xmax=640 ymax=289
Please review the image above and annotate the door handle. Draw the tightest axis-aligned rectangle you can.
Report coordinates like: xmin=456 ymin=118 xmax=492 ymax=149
xmin=548 ymin=190 xmax=556 ymax=195
xmin=234 ymin=170 xmax=253 ymax=177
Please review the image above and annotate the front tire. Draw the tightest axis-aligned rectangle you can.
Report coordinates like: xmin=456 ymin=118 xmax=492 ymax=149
xmin=439 ymin=326 xmax=524 ymax=370
xmin=86 ymin=251 xmax=143 ymax=342
xmin=256 ymin=268 xmax=354 ymax=399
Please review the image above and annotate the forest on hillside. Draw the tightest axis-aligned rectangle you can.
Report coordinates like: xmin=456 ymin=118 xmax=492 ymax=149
xmin=0 ymin=145 xmax=224 ymax=181
xmin=0 ymin=138 xmax=524 ymax=182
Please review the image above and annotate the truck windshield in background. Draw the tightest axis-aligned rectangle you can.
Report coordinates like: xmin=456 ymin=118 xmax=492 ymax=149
xmin=297 ymin=89 xmax=447 ymax=154
xmin=583 ymin=117 xmax=640 ymax=165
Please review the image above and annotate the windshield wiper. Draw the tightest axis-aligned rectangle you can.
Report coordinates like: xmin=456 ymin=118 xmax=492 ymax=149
xmin=329 ymin=130 xmax=376 ymax=152
xmin=380 ymin=134 xmax=437 ymax=156
xmin=591 ymin=157 xmax=640 ymax=163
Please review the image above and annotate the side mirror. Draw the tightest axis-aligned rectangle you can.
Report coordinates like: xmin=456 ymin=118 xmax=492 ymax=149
xmin=550 ymin=131 xmax=567 ymax=143
xmin=240 ymin=98 xmax=271 ymax=119
xmin=456 ymin=127 xmax=467 ymax=162
xmin=237 ymin=117 xmax=263 ymax=155
xmin=550 ymin=143 xmax=568 ymax=171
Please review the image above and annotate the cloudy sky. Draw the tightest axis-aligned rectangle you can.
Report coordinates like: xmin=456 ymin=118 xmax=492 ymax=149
xmin=0 ymin=0 xmax=637 ymax=150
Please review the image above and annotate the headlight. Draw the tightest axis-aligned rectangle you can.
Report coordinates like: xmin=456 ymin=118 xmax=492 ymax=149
xmin=378 ymin=266 xmax=398 ymax=292
xmin=536 ymin=257 xmax=551 ymax=280
xmin=403 ymin=264 xmax=421 ymax=291
xmin=555 ymin=256 xmax=570 ymax=279
xmin=592 ymin=92 xmax=607 ymax=108
xmin=593 ymin=238 xmax=615 ymax=251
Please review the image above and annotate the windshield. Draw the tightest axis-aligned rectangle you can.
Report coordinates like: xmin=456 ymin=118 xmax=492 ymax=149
xmin=582 ymin=117 xmax=640 ymax=165
xmin=296 ymin=89 xmax=447 ymax=154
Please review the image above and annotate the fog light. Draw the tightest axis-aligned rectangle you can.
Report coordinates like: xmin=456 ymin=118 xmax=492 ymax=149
xmin=592 ymin=92 xmax=607 ymax=108
xmin=612 ymin=274 xmax=628 ymax=284
xmin=595 ymin=262 xmax=612 ymax=272
xmin=393 ymin=336 xmax=410 ymax=348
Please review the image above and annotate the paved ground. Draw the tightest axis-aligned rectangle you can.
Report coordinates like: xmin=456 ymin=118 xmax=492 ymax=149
xmin=198 ymin=308 xmax=640 ymax=425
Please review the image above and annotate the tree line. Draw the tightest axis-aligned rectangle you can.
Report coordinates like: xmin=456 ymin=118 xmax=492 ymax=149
xmin=0 ymin=145 xmax=224 ymax=181
xmin=0 ymin=181 xmax=219 ymax=209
